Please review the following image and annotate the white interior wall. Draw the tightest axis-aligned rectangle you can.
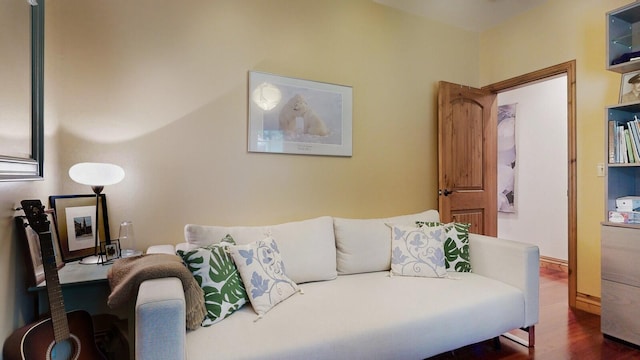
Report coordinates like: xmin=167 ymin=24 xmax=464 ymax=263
xmin=497 ymin=74 xmax=568 ymax=261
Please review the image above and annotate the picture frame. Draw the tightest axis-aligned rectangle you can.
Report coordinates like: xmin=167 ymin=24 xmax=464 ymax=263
xmin=103 ymin=239 xmax=120 ymax=262
xmin=0 ymin=1 xmax=44 ymax=181
xmin=248 ymin=71 xmax=353 ymax=157
xmin=619 ymin=70 xmax=640 ymax=104
xmin=49 ymin=194 xmax=111 ymax=262
xmin=15 ymin=213 xmax=65 ymax=287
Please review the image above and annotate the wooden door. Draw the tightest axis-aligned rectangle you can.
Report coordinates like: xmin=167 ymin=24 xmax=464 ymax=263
xmin=437 ymin=81 xmax=497 ymax=236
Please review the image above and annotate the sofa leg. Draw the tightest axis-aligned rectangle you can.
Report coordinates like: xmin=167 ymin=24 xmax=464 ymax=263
xmin=527 ymin=325 xmax=535 ymax=347
xmin=501 ymin=326 xmax=535 ymax=348
xmin=492 ymin=336 xmax=502 ymax=350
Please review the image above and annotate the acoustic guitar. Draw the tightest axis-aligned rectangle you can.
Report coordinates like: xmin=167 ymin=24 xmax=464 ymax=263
xmin=3 ymin=200 xmax=106 ymax=360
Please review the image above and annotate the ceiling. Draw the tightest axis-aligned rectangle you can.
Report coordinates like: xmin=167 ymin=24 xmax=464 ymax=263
xmin=373 ymin=0 xmax=548 ymax=32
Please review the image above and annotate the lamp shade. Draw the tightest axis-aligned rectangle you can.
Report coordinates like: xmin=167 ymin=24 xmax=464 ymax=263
xmin=69 ymin=162 xmax=125 ymax=186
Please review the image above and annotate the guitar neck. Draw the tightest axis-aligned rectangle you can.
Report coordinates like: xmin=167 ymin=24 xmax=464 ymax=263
xmin=39 ymin=230 xmax=70 ymax=343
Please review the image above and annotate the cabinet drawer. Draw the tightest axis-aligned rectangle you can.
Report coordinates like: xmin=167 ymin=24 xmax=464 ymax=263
xmin=601 ymin=280 xmax=640 ymax=346
xmin=601 ymin=225 xmax=640 ymax=287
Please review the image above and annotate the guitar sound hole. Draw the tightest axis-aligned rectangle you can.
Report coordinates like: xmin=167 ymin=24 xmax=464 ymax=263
xmin=46 ymin=334 xmax=81 ymax=360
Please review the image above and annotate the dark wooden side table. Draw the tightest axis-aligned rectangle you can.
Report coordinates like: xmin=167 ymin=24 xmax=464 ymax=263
xmin=29 ymin=260 xmax=116 ymax=315
xmin=28 ymin=261 xmax=131 ymax=360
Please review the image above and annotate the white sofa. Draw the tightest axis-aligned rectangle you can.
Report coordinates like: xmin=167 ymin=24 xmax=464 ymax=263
xmin=134 ymin=210 xmax=539 ymax=360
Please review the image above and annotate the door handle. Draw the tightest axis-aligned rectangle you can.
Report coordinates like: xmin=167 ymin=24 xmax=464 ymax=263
xmin=439 ymin=189 xmax=453 ymax=196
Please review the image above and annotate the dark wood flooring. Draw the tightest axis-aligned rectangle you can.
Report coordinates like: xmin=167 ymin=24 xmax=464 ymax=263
xmin=429 ymin=267 xmax=640 ymax=359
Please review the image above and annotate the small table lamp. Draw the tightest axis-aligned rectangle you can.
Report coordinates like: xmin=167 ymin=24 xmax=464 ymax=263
xmin=69 ymin=162 xmax=125 ymax=265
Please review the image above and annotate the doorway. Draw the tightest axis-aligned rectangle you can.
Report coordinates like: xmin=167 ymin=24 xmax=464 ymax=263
xmin=483 ymin=60 xmax=577 ymax=308
xmin=496 ymin=74 xmax=568 ymax=263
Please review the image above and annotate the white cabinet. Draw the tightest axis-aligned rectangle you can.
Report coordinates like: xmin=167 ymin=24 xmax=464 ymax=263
xmin=601 ymin=225 xmax=640 ymax=346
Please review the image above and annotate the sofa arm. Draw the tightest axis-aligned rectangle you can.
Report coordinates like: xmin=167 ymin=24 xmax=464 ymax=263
xmin=469 ymin=233 xmax=539 ymax=327
xmin=146 ymin=244 xmax=176 ymax=254
xmin=136 ymin=277 xmax=186 ymax=360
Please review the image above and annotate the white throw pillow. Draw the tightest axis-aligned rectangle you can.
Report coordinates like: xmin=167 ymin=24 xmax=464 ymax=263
xmin=334 ymin=210 xmax=440 ymax=274
xmin=390 ymin=224 xmax=447 ymax=278
xmin=184 ymin=216 xmax=337 ymax=284
xmin=229 ymin=237 xmax=300 ymax=317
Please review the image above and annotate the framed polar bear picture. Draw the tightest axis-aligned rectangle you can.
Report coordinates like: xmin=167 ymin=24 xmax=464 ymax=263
xmin=248 ymin=71 xmax=353 ymax=156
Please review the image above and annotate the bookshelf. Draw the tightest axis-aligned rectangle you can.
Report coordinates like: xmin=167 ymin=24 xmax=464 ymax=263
xmin=607 ymin=103 xmax=640 ymax=165
xmin=607 ymin=2 xmax=640 ymax=73
xmin=605 ymin=1 xmax=640 ymax=226
xmin=605 ymin=102 xmax=640 ymax=225
xmin=602 ymin=2 xmax=640 ymax=347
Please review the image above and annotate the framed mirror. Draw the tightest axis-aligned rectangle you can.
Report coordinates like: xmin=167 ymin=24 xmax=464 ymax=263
xmin=0 ymin=0 xmax=44 ymax=181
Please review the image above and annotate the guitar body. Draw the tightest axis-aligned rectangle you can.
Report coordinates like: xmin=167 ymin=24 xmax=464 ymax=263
xmin=3 ymin=310 xmax=106 ymax=360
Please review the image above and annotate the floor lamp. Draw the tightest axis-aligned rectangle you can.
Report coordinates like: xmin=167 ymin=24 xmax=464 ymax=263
xmin=69 ymin=162 xmax=125 ymax=265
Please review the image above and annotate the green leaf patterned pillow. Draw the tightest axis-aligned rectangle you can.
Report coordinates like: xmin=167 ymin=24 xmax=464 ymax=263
xmin=417 ymin=222 xmax=471 ymax=272
xmin=177 ymin=234 xmax=248 ymax=326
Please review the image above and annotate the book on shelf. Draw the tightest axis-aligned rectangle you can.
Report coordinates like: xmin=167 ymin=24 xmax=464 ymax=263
xmin=631 ymin=119 xmax=640 ymax=161
xmin=625 ymin=129 xmax=635 ymax=163
xmin=609 ymin=117 xmax=640 ymax=164
xmin=620 ymin=125 xmax=628 ymax=163
xmin=609 ymin=121 xmax=615 ymax=163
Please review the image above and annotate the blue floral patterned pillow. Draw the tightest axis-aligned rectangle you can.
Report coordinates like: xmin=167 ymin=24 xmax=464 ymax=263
xmin=390 ymin=224 xmax=446 ymax=278
xmin=229 ymin=237 xmax=300 ymax=317
xmin=417 ymin=221 xmax=472 ymax=272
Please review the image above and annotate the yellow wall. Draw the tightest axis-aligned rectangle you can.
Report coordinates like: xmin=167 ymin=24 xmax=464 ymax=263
xmin=48 ymin=0 xmax=479 ymax=243
xmin=479 ymin=0 xmax=629 ymax=298
xmin=1 ymin=0 xmax=479 ymax=346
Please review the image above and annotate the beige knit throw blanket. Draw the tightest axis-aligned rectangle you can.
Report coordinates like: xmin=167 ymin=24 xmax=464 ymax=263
xmin=107 ymin=253 xmax=206 ymax=330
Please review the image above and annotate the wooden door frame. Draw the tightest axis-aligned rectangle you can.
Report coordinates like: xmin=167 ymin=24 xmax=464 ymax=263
xmin=482 ymin=60 xmax=578 ymax=309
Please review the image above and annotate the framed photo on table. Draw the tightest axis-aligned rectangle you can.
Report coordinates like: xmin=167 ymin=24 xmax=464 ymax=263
xmin=103 ymin=239 xmax=120 ymax=262
xmin=49 ymin=194 xmax=111 ymax=262
xmin=15 ymin=213 xmax=65 ymax=287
